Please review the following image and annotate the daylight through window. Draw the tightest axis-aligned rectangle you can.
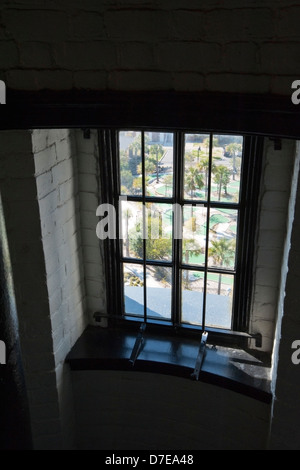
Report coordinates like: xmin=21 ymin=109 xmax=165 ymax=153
xmin=116 ymin=131 xmax=248 ymax=332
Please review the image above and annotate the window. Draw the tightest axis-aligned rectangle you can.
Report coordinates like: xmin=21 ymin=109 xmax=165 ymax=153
xmin=100 ymin=130 xmax=263 ymax=338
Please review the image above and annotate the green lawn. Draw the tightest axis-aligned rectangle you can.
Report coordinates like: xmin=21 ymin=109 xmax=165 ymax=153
xmin=155 ymin=184 xmax=172 ymax=197
xmin=210 ymin=214 xmax=229 ymax=224
xmin=187 ymin=253 xmax=205 ymax=265
xmin=192 ymin=272 xmax=233 ymax=286
xmin=229 ymin=223 xmax=237 ymax=234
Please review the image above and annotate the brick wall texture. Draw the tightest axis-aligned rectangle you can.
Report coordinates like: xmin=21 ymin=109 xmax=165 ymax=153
xmin=0 ymin=1 xmax=299 ymax=95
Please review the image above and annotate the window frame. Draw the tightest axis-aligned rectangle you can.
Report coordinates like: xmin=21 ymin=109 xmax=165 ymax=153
xmin=99 ymin=128 xmax=264 ymax=344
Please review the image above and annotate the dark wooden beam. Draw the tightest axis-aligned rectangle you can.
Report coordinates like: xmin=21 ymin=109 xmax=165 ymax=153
xmin=0 ymin=90 xmax=299 ymax=138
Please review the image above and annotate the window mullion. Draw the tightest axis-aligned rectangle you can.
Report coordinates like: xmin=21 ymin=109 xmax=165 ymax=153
xmin=141 ymin=131 xmax=147 ymax=323
xmin=201 ymin=133 xmax=214 ymax=332
xmin=172 ymin=131 xmax=183 ymax=327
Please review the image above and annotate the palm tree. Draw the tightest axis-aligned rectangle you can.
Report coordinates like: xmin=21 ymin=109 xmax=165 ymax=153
xmin=199 ymin=157 xmax=217 ymax=191
xmin=123 ymin=207 xmax=132 ymax=257
xmin=182 ymin=239 xmax=203 ymax=288
xmin=213 ymin=165 xmax=231 ymax=201
xmin=208 ymin=238 xmax=235 ymax=294
xmin=185 ymin=151 xmax=195 ymax=165
xmin=163 ymin=174 xmax=173 ymax=196
xmin=202 ymin=136 xmax=219 ymax=155
xmin=137 ymin=160 xmax=156 ymax=176
xmin=225 ymin=142 xmax=242 ymax=159
xmin=225 ymin=143 xmax=242 ymax=181
xmin=185 ymin=167 xmax=204 ymax=215
xmin=130 ymin=138 xmax=141 ymax=156
xmin=132 ymin=177 xmax=142 ymax=194
xmin=150 ymin=144 xmax=164 ymax=183
xmin=203 ymin=137 xmax=210 ymax=155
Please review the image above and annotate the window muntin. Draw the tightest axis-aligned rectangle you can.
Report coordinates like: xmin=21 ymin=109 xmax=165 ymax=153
xmin=118 ymin=131 xmax=245 ymax=331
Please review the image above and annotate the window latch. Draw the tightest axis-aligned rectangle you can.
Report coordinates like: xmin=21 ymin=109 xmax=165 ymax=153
xmin=191 ymin=331 xmax=208 ymax=381
xmin=129 ymin=322 xmax=146 ymax=367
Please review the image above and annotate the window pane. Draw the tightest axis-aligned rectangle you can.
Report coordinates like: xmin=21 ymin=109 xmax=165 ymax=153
xmin=123 ymin=263 xmax=144 ymax=318
xmin=146 ymin=266 xmax=172 ymax=320
xmin=211 ymin=135 xmax=243 ymax=203
xmin=208 ymin=208 xmax=237 ymax=270
xmin=119 ymin=131 xmax=142 ymax=196
xmin=184 ymin=133 xmax=210 ymax=201
xmin=144 ymin=132 xmax=173 ymax=197
xmin=181 ymin=270 xmax=204 ymax=326
xmin=206 ymin=273 xmax=234 ymax=329
xmin=182 ymin=205 xmax=206 ymax=266
xmin=145 ymin=203 xmax=172 ymax=262
xmin=120 ymin=200 xmax=143 ymax=259
xmin=117 ymin=130 xmax=246 ymax=332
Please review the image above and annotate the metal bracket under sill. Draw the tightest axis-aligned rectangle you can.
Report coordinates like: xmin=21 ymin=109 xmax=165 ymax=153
xmin=129 ymin=322 xmax=146 ymax=367
xmin=191 ymin=331 xmax=208 ymax=381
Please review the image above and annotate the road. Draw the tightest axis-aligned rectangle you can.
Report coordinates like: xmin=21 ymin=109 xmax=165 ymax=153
xmin=160 ymin=146 xmax=173 ymax=166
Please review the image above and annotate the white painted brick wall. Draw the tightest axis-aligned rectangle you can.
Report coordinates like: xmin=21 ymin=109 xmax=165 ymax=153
xmin=32 ymin=129 xmax=87 ymax=350
xmin=0 ymin=130 xmax=64 ymax=449
xmin=75 ymin=129 xmax=107 ymax=322
xmin=250 ymin=139 xmax=296 ymax=352
xmin=32 ymin=129 xmax=88 ymax=449
xmin=28 ymin=128 xmax=107 ymax=445
xmin=269 ymin=142 xmax=300 ymax=449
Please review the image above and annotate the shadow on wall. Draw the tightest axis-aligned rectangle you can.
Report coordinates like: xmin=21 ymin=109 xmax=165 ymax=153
xmin=0 ymin=192 xmax=32 ymax=450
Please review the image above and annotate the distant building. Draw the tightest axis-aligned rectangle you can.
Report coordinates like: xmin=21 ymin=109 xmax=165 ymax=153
xmin=149 ymin=132 xmax=173 ymax=145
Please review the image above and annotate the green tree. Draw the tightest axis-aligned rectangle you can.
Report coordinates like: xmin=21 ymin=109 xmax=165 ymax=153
xmin=123 ymin=207 xmax=132 ymax=257
xmin=234 ymin=157 xmax=241 ymax=177
xmin=130 ymin=214 xmax=172 ymax=261
xmin=185 ymin=151 xmax=195 ymax=165
xmin=208 ymin=238 xmax=235 ymax=294
xmin=198 ymin=157 xmax=217 ymax=190
xmin=163 ymin=174 xmax=173 ymax=196
xmin=213 ymin=165 xmax=231 ymax=200
xmin=185 ymin=167 xmax=204 ymax=215
xmin=182 ymin=239 xmax=203 ymax=288
xmin=130 ymin=137 xmax=141 ymax=156
xmin=149 ymin=143 xmax=164 ymax=183
xmin=125 ymin=135 xmax=142 ymax=175
xmin=225 ymin=142 xmax=242 ymax=157
xmin=137 ymin=159 xmax=156 ymax=176
xmin=120 ymin=170 xmax=134 ymax=193
xmin=185 ymin=216 xmax=197 ymax=233
xmin=120 ymin=155 xmax=129 ymax=171
xmin=202 ymin=136 xmax=218 ymax=155
xmin=203 ymin=137 xmax=210 ymax=155
xmin=225 ymin=143 xmax=242 ymax=181
xmin=132 ymin=177 xmax=142 ymax=194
